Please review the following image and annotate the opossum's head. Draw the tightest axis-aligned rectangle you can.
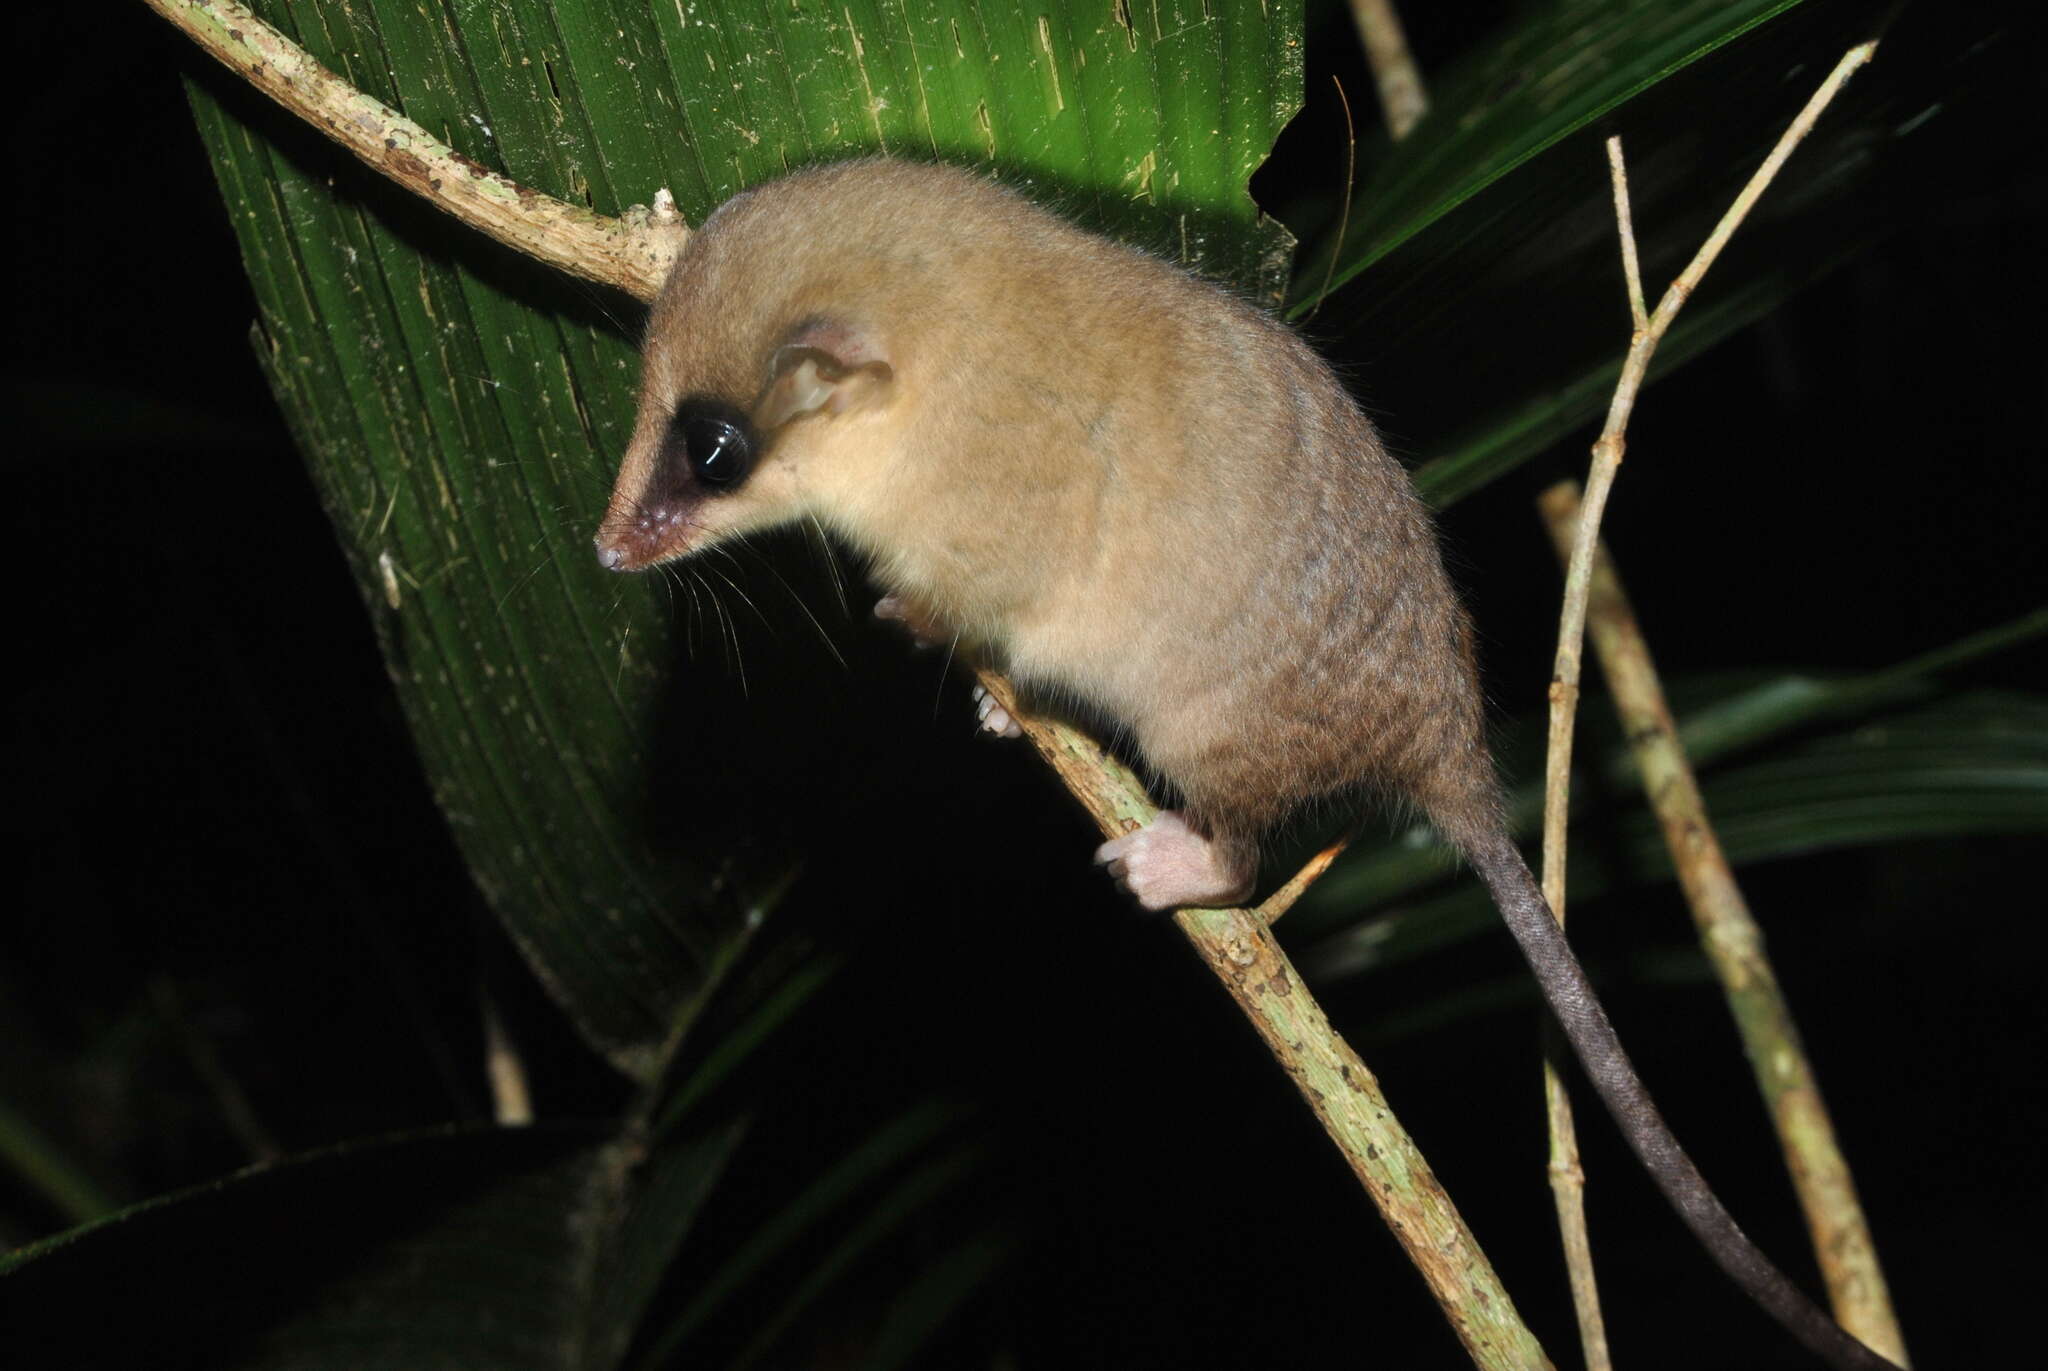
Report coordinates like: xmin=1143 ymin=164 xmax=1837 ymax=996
xmin=594 ymin=177 xmax=898 ymax=573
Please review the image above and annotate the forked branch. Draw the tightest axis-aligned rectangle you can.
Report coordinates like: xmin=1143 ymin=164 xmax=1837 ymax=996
xmin=1537 ymin=37 xmax=1898 ymax=1370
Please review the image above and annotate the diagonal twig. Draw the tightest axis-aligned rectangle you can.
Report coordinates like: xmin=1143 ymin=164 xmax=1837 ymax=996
xmin=142 ymin=0 xmax=685 ymax=296
xmin=971 ymin=671 xmax=1553 ymax=1369
xmin=1538 ymin=482 xmax=1910 ymax=1365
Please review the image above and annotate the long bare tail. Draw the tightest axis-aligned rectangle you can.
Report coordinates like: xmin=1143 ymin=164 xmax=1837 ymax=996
xmin=1464 ymin=827 xmax=1899 ymax=1371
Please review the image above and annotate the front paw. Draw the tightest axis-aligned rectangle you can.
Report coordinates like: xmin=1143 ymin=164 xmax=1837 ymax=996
xmin=1094 ymin=811 xmax=1254 ymax=911
xmin=872 ymin=594 xmax=950 ymax=648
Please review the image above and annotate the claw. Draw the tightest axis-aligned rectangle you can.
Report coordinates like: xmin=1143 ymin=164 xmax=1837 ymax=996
xmin=971 ymin=684 xmax=1023 ymax=738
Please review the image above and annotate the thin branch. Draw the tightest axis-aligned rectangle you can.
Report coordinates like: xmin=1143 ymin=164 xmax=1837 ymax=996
xmin=1540 ymin=521 xmax=1610 ymax=1361
xmin=1542 ymin=1054 xmax=1610 ymax=1371
xmin=143 ymin=0 xmax=686 ymax=299
xmin=1655 ymin=44 xmax=1878 ymax=324
xmin=1551 ymin=37 xmax=1880 ymax=943
xmin=972 ymin=672 xmax=1552 ymax=1370
xmin=1539 ymin=36 xmax=1887 ymax=1371
xmin=1539 ymin=131 xmax=1657 ymax=1371
xmin=1256 ymin=833 xmax=1349 ymax=923
xmin=1541 ymin=133 xmax=1626 ymax=1369
xmin=481 ymin=983 xmax=535 ymax=1127
xmin=1606 ymin=138 xmax=1649 ymax=334
xmin=1347 ymin=0 xmax=1429 ymax=140
xmin=1537 ymin=483 xmax=1910 ymax=1366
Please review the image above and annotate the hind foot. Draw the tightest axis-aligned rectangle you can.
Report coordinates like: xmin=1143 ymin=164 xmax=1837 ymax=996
xmin=1095 ymin=811 xmax=1254 ymax=911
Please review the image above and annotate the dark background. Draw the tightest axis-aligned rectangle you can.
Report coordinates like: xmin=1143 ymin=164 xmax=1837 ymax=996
xmin=8 ymin=2 xmax=2042 ymax=1367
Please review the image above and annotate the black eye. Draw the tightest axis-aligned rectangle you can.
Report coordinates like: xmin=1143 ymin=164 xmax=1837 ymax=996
xmin=668 ymin=400 xmax=756 ymax=491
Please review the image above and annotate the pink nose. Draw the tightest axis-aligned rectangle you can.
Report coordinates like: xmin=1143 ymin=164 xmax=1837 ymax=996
xmin=595 ymin=539 xmax=627 ymax=570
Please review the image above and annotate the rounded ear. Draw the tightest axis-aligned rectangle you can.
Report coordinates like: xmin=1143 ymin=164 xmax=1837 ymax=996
xmin=757 ymin=320 xmax=893 ymax=428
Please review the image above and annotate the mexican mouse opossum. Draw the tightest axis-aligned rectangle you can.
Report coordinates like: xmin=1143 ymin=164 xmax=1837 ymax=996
xmin=593 ymin=159 xmax=1893 ymax=1371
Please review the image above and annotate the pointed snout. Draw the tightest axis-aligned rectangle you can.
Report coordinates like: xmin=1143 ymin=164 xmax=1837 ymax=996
xmin=593 ymin=522 xmax=661 ymax=573
xmin=592 ymin=500 xmax=702 ymax=572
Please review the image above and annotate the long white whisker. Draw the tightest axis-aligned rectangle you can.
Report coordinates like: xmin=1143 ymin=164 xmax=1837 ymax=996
xmin=731 ymin=541 xmax=847 ymax=670
xmin=935 ymin=631 xmax=963 ymax=720
xmin=805 ymin=515 xmax=851 ymax=616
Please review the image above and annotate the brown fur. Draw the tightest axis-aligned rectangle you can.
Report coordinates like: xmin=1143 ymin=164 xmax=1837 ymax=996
xmin=597 ymin=158 xmax=1499 ymax=886
xmin=592 ymin=159 xmax=1898 ymax=1371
